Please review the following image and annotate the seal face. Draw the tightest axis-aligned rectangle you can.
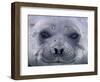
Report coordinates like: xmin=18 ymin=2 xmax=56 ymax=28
xmin=28 ymin=16 xmax=88 ymax=66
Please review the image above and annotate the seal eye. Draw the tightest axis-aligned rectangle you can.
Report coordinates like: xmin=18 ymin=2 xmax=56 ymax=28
xmin=69 ymin=33 xmax=79 ymax=39
xmin=40 ymin=31 xmax=51 ymax=39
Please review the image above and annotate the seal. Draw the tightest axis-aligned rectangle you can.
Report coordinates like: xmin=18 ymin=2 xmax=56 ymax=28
xmin=28 ymin=16 xmax=88 ymax=66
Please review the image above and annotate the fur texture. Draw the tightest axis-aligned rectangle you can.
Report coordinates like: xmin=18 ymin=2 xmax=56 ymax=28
xmin=28 ymin=16 xmax=88 ymax=66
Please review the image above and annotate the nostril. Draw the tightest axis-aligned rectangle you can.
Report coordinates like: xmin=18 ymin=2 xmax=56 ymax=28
xmin=54 ymin=48 xmax=64 ymax=54
xmin=54 ymin=48 xmax=58 ymax=54
xmin=53 ymin=48 xmax=64 ymax=57
xmin=60 ymin=48 xmax=64 ymax=54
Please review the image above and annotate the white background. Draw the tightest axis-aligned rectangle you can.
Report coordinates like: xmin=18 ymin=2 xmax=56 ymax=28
xmin=0 ymin=0 xmax=100 ymax=82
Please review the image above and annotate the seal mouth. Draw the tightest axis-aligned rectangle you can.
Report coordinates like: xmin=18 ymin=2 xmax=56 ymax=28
xmin=41 ymin=54 xmax=75 ymax=64
xmin=55 ymin=57 xmax=75 ymax=64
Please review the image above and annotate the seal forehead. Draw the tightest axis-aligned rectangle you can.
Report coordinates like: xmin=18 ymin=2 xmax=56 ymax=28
xmin=37 ymin=18 xmax=80 ymax=28
xmin=33 ymin=18 xmax=81 ymax=37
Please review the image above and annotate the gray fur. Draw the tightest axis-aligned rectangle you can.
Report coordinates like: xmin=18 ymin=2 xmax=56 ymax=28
xmin=28 ymin=16 xmax=88 ymax=66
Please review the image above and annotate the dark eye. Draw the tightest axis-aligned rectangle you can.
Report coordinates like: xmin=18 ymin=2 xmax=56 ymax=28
xmin=40 ymin=31 xmax=51 ymax=39
xmin=69 ymin=33 xmax=79 ymax=39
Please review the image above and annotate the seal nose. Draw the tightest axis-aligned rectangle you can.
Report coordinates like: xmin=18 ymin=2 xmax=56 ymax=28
xmin=54 ymin=48 xmax=64 ymax=57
